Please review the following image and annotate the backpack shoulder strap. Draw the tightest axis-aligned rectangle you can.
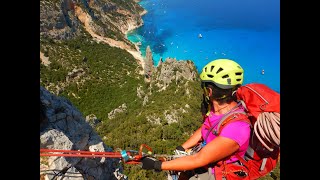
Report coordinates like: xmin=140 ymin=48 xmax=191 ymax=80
xmin=215 ymin=111 xmax=251 ymax=135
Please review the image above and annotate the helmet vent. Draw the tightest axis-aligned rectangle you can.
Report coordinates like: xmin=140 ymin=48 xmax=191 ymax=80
xmin=216 ymin=67 xmax=223 ymax=74
xmin=222 ymin=75 xmax=229 ymax=79
xmin=236 ymin=72 xmax=242 ymax=76
xmin=236 ymin=79 xmax=242 ymax=82
xmin=208 ymin=75 xmax=214 ymax=78
xmin=210 ymin=66 xmax=215 ymax=72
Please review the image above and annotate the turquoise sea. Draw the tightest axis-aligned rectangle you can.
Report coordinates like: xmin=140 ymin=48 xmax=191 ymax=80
xmin=127 ymin=0 xmax=280 ymax=93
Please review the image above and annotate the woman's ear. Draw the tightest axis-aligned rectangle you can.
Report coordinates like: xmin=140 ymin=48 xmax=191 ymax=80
xmin=208 ymin=87 xmax=213 ymax=97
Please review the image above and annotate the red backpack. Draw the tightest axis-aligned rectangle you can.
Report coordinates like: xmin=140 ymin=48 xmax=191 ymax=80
xmin=214 ymin=83 xmax=280 ymax=180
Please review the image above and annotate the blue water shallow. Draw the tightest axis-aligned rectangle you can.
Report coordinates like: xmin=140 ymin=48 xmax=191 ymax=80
xmin=127 ymin=0 xmax=280 ymax=93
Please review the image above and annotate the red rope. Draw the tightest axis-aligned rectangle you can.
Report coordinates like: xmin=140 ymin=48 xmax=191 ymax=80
xmin=40 ymin=144 xmax=155 ymax=164
xmin=40 ymin=153 xmax=122 ymax=158
xmin=40 ymin=149 xmax=122 ymax=158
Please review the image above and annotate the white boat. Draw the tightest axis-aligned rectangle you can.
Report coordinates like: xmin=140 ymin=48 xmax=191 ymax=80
xmin=198 ymin=34 xmax=203 ymax=38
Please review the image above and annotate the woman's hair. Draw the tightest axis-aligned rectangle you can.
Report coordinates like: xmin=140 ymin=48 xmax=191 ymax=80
xmin=204 ymin=82 xmax=240 ymax=105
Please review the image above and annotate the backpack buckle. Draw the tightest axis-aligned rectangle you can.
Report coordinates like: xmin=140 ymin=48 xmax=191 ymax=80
xmin=213 ymin=129 xmax=218 ymax=136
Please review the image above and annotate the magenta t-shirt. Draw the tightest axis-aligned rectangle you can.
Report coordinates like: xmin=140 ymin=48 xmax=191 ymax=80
xmin=200 ymin=107 xmax=251 ymax=166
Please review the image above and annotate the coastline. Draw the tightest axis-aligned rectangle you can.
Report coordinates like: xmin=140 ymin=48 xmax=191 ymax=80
xmin=124 ymin=9 xmax=148 ymax=73
xmin=125 ymin=9 xmax=147 ymax=34
xmin=74 ymin=4 xmax=147 ymax=74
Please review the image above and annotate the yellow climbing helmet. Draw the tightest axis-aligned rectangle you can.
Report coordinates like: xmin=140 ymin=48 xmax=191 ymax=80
xmin=200 ymin=59 xmax=244 ymax=89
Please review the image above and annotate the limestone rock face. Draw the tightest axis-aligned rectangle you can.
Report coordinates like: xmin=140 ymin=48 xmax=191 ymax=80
xmin=154 ymin=58 xmax=197 ymax=90
xmin=144 ymin=45 xmax=154 ymax=80
xmin=40 ymin=0 xmax=82 ymax=40
xmin=40 ymin=0 xmax=144 ymax=43
xmin=40 ymin=86 xmax=127 ymax=180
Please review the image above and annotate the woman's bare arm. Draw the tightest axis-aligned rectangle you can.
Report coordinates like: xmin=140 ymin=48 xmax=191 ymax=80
xmin=181 ymin=127 xmax=202 ymax=150
xmin=162 ymin=136 xmax=239 ymax=171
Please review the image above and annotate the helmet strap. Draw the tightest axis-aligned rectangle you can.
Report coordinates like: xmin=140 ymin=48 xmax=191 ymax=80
xmin=203 ymin=86 xmax=212 ymax=102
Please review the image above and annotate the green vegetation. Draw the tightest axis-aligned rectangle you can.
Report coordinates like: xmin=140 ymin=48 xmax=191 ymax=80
xmin=40 ymin=31 xmax=204 ymax=179
xmin=111 ymin=0 xmax=145 ymax=14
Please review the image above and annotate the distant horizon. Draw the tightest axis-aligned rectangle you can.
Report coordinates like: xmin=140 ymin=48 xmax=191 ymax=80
xmin=128 ymin=0 xmax=280 ymax=92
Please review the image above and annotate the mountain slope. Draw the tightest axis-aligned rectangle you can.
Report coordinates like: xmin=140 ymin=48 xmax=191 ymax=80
xmin=40 ymin=0 xmax=204 ymax=179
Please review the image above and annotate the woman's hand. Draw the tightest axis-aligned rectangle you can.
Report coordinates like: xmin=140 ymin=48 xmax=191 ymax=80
xmin=141 ymin=157 xmax=162 ymax=172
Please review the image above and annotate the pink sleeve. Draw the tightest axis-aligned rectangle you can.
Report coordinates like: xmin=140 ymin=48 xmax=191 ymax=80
xmin=219 ymin=121 xmax=251 ymax=147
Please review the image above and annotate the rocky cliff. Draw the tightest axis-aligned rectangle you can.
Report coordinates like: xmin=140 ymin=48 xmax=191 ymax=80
xmin=40 ymin=0 xmax=146 ymax=65
xmin=40 ymin=86 xmax=127 ymax=180
xmin=40 ymin=0 xmax=144 ymax=41
xmin=40 ymin=55 xmax=201 ymax=179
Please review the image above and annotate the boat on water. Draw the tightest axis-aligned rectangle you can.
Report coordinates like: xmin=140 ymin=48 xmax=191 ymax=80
xmin=198 ymin=34 xmax=202 ymax=38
